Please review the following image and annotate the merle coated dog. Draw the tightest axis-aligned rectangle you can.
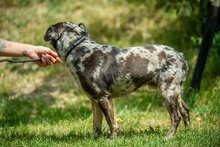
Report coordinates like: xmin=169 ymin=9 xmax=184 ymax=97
xmin=44 ymin=22 xmax=190 ymax=139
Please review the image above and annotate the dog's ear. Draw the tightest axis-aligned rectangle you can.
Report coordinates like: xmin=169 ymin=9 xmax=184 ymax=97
xmin=44 ymin=26 xmax=57 ymax=41
xmin=44 ymin=23 xmax=64 ymax=41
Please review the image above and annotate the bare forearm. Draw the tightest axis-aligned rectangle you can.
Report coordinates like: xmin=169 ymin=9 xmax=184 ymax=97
xmin=0 ymin=38 xmax=60 ymax=67
xmin=0 ymin=39 xmax=33 ymax=57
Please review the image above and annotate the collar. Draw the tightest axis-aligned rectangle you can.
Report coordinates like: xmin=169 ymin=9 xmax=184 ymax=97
xmin=64 ymin=23 xmax=89 ymax=61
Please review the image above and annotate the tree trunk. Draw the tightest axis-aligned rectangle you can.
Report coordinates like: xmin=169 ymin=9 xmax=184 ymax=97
xmin=189 ymin=0 xmax=220 ymax=92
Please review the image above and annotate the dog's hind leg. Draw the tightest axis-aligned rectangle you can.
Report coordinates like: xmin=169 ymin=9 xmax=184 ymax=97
xmin=161 ymin=92 xmax=181 ymax=139
xmin=98 ymin=96 xmax=119 ymax=139
xmin=177 ymin=96 xmax=190 ymax=128
xmin=91 ymin=99 xmax=103 ymax=137
xmin=159 ymin=83 xmax=182 ymax=139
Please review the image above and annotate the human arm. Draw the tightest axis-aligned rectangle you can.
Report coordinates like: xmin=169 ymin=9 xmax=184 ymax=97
xmin=0 ymin=39 xmax=60 ymax=67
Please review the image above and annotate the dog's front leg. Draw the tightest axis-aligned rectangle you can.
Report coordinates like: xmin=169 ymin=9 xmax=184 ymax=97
xmin=98 ymin=96 xmax=119 ymax=139
xmin=91 ymin=99 xmax=103 ymax=137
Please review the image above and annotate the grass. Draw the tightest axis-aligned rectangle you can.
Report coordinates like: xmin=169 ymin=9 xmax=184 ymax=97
xmin=0 ymin=0 xmax=220 ymax=146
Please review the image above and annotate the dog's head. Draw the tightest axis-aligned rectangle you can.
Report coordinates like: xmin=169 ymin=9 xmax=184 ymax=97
xmin=44 ymin=22 xmax=86 ymax=61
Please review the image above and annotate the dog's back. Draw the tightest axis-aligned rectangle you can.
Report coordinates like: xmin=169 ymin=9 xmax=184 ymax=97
xmin=65 ymin=43 xmax=188 ymax=99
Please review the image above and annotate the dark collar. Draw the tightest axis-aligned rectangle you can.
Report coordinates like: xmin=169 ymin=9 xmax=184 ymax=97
xmin=64 ymin=23 xmax=89 ymax=61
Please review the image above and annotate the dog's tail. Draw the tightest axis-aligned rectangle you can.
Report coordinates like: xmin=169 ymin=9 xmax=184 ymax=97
xmin=179 ymin=52 xmax=189 ymax=77
xmin=162 ymin=46 xmax=189 ymax=88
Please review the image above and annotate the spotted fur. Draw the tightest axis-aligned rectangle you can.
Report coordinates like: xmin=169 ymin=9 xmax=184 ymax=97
xmin=44 ymin=22 xmax=190 ymax=139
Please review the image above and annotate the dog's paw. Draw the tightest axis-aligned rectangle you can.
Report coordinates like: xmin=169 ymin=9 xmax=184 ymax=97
xmin=93 ymin=129 xmax=102 ymax=138
xmin=110 ymin=131 xmax=117 ymax=140
xmin=163 ymin=134 xmax=174 ymax=140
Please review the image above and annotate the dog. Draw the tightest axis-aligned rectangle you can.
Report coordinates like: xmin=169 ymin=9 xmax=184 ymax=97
xmin=44 ymin=22 xmax=190 ymax=139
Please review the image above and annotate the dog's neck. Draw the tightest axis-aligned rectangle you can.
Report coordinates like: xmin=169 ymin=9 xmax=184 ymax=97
xmin=64 ymin=23 xmax=89 ymax=61
xmin=57 ymin=23 xmax=89 ymax=62
xmin=64 ymin=34 xmax=88 ymax=61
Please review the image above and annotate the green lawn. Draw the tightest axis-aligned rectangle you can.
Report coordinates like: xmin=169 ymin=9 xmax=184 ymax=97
xmin=0 ymin=0 xmax=220 ymax=146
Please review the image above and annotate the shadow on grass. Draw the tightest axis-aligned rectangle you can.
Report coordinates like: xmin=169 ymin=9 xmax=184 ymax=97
xmin=0 ymin=95 xmax=91 ymax=127
xmin=0 ymin=64 xmax=90 ymax=127
xmin=0 ymin=127 xmax=163 ymax=142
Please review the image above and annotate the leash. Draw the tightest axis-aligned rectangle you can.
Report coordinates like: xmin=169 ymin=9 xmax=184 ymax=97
xmin=64 ymin=22 xmax=89 ymax=61
xmin=0 ymin=58 xmax=41 ymax=63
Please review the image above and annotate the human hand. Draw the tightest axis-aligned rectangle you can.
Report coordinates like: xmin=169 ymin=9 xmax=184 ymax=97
xmin=27 ymin=45 xmax=61 ymax=67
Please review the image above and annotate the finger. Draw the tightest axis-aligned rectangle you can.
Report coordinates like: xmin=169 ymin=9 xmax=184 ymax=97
xmin=55 ymin=56 xmax=61 ymax=63
xmin=39 ymin=55 xmax=48 ymax=67
xmin=45 ymin=54 xmax=58 ymax=64
xmin=47 ymin=49 xmax=59 ymax=58
xmin=34 ymin=61 xmax=47 ymax=67
xmin=42 ymin=54 xmax=53 ymax=65
xmin=51 ymin=56 xmax=58 ymax=63
xmin=30 ymin=54 xmax=46 ymax=67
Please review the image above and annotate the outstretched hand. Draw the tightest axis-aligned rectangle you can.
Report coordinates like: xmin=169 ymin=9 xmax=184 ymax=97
xmin=27 ymin=46 xmax=61 ymax=67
